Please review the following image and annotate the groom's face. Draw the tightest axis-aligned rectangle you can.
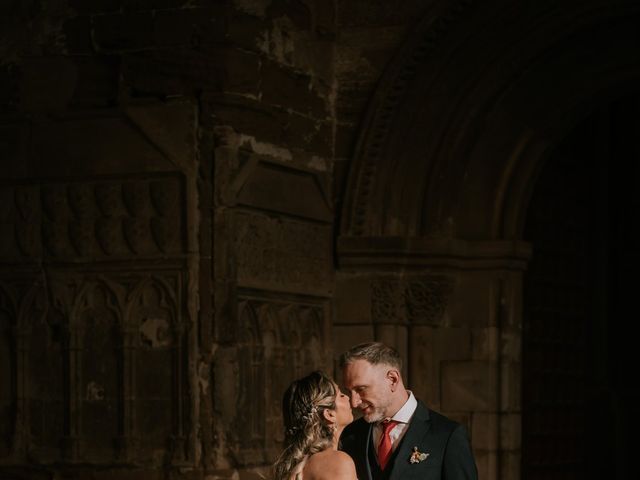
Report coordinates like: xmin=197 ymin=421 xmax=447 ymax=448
xmin=342 ymin=359 xmax=393 ymax=423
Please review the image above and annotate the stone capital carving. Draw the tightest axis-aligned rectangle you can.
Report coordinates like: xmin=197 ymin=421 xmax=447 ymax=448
xmin=371 ymin=275 xmax=455 ymax=326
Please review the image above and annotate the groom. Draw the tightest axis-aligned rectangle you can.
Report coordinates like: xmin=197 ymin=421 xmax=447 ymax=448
xmin=339 ymin=342 xmax=477 ymax=480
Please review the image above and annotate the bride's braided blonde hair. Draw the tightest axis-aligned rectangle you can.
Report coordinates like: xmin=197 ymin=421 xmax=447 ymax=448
xmin=272 ymin=371 xmax=337 ymax=480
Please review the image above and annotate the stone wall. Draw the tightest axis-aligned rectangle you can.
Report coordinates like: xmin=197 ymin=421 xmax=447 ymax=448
xmin=334 ymin=237 xmax=530 ymax=480
xmin=0 ymin=0 xmax=339 ymax=478
xmin=3 ymin=1 xmax=634 ymax=479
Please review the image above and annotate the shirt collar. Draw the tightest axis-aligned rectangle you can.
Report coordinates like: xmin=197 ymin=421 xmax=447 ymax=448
xmin=390 ymin=390 xmax=417 ymax=424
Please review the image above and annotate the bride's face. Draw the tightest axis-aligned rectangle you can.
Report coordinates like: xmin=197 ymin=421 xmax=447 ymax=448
xmin=333 ymin=384 xmax=354 ymax=427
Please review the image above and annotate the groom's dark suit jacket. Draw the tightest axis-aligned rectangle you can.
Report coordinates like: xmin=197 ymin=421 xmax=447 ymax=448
xmin=340 ymin=401 xmax=477 ymax=480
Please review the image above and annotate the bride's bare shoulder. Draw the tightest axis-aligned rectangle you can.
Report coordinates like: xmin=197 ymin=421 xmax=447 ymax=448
xmin=305 ymin=449 xmax=356 ymax=480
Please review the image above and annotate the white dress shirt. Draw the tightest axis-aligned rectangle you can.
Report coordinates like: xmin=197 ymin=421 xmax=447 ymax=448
xmin=372 ymin=391 xmax=418 ymax=453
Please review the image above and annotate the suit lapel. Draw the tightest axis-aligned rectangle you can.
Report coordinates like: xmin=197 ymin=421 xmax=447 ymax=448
xmin=389 ymin=402 xmax=432 ymax=480
xmin=364 ymin=421 xmax=374 ymax=480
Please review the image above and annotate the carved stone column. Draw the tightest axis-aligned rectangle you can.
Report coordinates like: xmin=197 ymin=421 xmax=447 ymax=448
xmin=211 ymin=142 xmax=335 ymax=476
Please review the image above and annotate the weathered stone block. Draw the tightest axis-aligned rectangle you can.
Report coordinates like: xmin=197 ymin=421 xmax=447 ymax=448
xmin=444 ymin=412 xmax=471 ymax=432
xmin=335 ymin=82 xmax=375 ymax=121
xmin=123 ymin=0 xmax=193 ymax=11
xmin=125 ymin=100 xmax=198 ymax=172
xmin=68 ymin=0 xmax=121 ymax=14
xmin=500 ymin=362 xmax=521 ymax=412
xmin=0 ymin=122 xmax=28 ymax=178
xmin=212 ymin=99 xmax=282 ymax=146
xmin=441 ymin=360 xmax=498 ymax=411
xmin=375 ymin=323 xmax=408 ymax=375
xmin=334 ymin=275 xmax=372 ymax=325
xmin=93 ymin=12 xmax=154 ymax=51
xmin=408 ymin=326 xmax=439 ymax=409
xmin=211 ymin=97 xmax=332 ymax=157
xmin=500 ymin=327 xmax=521 ymax=362
xmin=212 ymin=47 xmax=262 ymax=95
xmin=0 ymin=66 xmax=18 ymax=111
xmin=447 ymin=274 xmax=496 ymax=327
xmin=232 ymin=155 xmax=332 ymax=221
xmin=70 ymin=56 xmax=120 ymax=108
xmin=233 ymin=211 xmax=333 ymax=295
xmin=334 ymin=123 xmax=358 ymax=159
xmin=63 ymin=15 xmax=94 ymax=55
xmin=260 ymin=59 xmax=327 ymax=117
xmin=473 ymin=449 xmax=497 ymax=480
xmin=153 ymin=7 xmax=227 ymax=48
xmin=227 ymin=11 xmax=264 ymax=52
xmin=270 ymin=0 xmax=312 ymax=30
xmin=337 ymin=26 xmax=406 ymax=75
xmin=291 ymin=38 xmax=335 ymax=85
xmin=436 ymin=327 xmax=472 ymax=360
xmin=503 ymin=272 xmax=524 ymax=328
xmin=19 ymin=57 xmax=77 ymax=111
xmin=283 ymin=114 xmax=333 ymax=157
xmin=313 ymin=0 xmax=336 ymax=37
xmin=410 ymin=326 xmax=472 ymax=404
xmin=213 ymin=346 xmax=238 ymax=424
xmin=332 ymin=324 xmax=374 ymax=379
xmin=500 ymin=413 xmax=521 ymax=450
xmin=471 ymin=412 xmax=498 ymax=450
xmin=499 ymin=450 xmax=521 ymax=480
xmin=471 ymin=326 xmax=499 ymax=361
xmin=31 ymin=116 xmax=176 ymax=177
xmin=336 ymin=2 xmax=424 ymax=28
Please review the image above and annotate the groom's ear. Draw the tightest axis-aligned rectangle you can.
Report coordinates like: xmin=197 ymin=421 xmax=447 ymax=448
xmin=386 ymin=369 xmax=400 ymax=391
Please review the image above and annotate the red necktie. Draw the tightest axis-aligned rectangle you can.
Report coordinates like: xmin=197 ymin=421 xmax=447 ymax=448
xmin=377 ymin=420 xmax=399 ymax=470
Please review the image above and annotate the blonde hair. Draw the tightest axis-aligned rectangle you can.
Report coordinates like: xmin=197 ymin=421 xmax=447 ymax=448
xmin=272 ymin=371 xmax=337 ymax=480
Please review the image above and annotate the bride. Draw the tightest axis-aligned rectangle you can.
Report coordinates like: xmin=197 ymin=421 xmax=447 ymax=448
xmin=273 ymin=371 xmax=357 ymax=480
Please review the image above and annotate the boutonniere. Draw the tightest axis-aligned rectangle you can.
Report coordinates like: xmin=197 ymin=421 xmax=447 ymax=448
xmin=409 ymin=446 xmax=430 ymax=464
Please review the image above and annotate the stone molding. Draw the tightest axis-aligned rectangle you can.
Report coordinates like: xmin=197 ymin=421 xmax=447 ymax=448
xmin=338 ymin=236 xmax=531 ymax=271
xmin=371 ymin=275 xmax=454 ymax=326
xmin=341 ymin=0 xmax=477 ymax=237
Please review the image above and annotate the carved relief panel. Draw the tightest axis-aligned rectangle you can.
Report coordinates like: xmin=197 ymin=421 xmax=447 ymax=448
xmin=233 ymin=211 xmax=333 ymax=296
xmin=0 ymin=176 xmax=183 ymax=262
xmin=371 ymin=275 xmax=454 ymax=326
xmin=232 ymin=296 xmax=329 ymax=466
xmin=0 ymin=174 xmax=193 ymax=468
xmin=4 ymin=272 xmax=192 ymax=467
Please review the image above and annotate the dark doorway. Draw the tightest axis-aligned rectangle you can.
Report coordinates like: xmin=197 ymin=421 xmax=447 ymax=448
xmin=522 ymin=95 xmax=640 ymax=480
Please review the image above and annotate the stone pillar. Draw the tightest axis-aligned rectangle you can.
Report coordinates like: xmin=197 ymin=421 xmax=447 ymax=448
xmin=335 ymin=236 xmax=530 ymax=480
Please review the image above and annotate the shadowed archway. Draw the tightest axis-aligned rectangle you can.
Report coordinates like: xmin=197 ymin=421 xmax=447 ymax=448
xmin=336 ymin=1 xmax=640 ymax=479
xmin=522 ymin=96 xmax=639 ymax=480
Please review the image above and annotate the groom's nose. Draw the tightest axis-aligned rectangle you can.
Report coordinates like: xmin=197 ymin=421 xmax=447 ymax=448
xmin=349 ymin=392 xmax=361 ymax=408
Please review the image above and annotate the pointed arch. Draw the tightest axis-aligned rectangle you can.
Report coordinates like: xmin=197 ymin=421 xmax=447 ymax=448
xmin=340 ymin=0 xmax=640 ymax=241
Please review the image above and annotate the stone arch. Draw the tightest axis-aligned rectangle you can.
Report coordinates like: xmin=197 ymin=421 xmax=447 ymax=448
xmin=125 ymin=276 xmax=177 ymax=332
xmin=340 ymin=0 xmax=640 ymax=241
xmin=71 ymin=279 xmax=123 ymax=327
xmin=336 ymin=2 xmax=640 ymax=479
